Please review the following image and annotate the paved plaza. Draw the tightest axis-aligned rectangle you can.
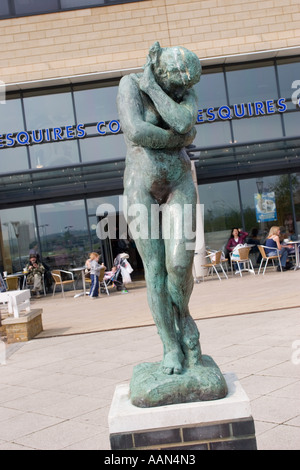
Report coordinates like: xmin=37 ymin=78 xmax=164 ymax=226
xmin=0 ymin=270 xmax=300 ymax=450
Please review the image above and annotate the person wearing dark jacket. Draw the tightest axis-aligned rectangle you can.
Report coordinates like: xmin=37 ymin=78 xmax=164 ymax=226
xmin=25 ymin=255 xmax=45 ymax=298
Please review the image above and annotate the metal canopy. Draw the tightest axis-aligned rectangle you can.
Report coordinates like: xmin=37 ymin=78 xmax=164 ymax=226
xmin=191 ymin=136 xmax=300 ymax=183
xmin=1 ymin=136 xmax=300 ymax=209
xmin=0 ymin=158 xmax=126 ymax=209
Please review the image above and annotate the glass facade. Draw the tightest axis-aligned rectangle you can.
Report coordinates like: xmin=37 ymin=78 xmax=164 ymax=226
xmin=14 ymin=0 xmax=59 ymax=15
xmin=0 ymin=0 xmax=144 ymax=19
xmin=36 ymin=200 xmax=90 ymax=270
xmin=1 ymin=57 xmax=300 ymax=275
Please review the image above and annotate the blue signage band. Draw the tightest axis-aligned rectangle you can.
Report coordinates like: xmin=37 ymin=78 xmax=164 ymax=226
xmin=0 ymin=97 xmax=298 ymax=149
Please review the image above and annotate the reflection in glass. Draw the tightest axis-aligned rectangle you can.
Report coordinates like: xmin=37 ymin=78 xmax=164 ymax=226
xmin=80 ymin=134 xmax=126 ymax=162
xmin=290 ymin=173 xmax=300 ymax=238
xmin=23 ymin=91 xmax=74 ymax=130
xmin=61 ymin=0 xmax=105 ymax=7
xmin=0 ymin=98 xmax=24 ymax=134
xmin=194 ymin=121 xmax=231 ymax=148
xmin=0 ymin=147 xmax=29 ymax=174
xmin=277 ymin=61 xmax=300 ymax=98
xmin=239 ymin=175 xmax=294 ymax=242
xmin=0 ymin=206 xmax=36 ymax=273
xmin=74 ymin=85 xmax=119 ymax=123
xmin=198 ymin=180 xmax=241 ymax=251
xmin=29 ymin=141 xmax=80 ymax=168
xmin=226 ymin=64 xmax=278 ymax=104
xmin=87 ymin=195 xmax=122 ymax=215
xmin=232 ymin=115 xmax=282 ymax=143
xmin=0 ymin=0 xmax=10 ymax=15
xmin=194 ymin=71 xmax=227 ymax=109
xmin=14 ymin=0 xmax=59 ymax=14
xmin=36 ymin=200 xmax=90 ymax=270
xmin=283 ymin=112 xmax=300 ymax=137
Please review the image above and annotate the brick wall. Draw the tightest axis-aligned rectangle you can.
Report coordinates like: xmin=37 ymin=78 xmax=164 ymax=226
xmin=110 ymin=417 xmax=257 ymax=450
xmin=1 ymin=0 xmax=300 ymax=85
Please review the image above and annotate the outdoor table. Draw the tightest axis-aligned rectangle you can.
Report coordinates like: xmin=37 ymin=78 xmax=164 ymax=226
xmin=70 ymin=267 xmax=88 ymax=298
xmin=286 ymin=240 xmax=300 ymax=270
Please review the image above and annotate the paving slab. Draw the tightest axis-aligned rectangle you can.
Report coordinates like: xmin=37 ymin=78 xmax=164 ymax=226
xmin=0 ymin=269 xmax=299 ymax=450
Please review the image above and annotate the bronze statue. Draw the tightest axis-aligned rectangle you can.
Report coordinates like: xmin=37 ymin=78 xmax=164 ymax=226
xmin=117 ymin=42 xmax=227 ymax=406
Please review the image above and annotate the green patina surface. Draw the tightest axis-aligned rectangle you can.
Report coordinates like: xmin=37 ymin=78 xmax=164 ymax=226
xmin=117 ymin=42 xmax=227 ymax=406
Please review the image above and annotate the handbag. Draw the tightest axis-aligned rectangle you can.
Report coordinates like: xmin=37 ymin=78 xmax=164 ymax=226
xmin=231 ymin=244 xmax=245 ymax=261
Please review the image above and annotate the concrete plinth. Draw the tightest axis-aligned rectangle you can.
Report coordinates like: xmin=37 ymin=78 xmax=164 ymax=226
xmin=2 ymin=309 xmax=43 ymax=343
xmin=108 ymin=372 xmax=257 ymax=450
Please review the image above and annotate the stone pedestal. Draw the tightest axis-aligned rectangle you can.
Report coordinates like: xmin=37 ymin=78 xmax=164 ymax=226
xmin=2 ymin=309 xmax=43 ymax=343
xmin=108 ymin=373 xmax=257 ymax=450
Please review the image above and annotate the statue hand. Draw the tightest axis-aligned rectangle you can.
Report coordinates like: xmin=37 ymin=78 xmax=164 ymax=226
xmin=140 ymin=60 xmax=156 ymax=94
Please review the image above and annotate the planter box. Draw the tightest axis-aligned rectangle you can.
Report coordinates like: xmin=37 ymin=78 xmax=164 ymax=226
xmin=2 ymin=309 xmax=43 ymax=344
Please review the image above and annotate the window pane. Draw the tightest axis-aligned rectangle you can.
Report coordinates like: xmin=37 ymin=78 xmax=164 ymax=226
xmin=86 ymin=195 xmax=122 ymax=215
xmin=0 ymin=97 xmax=25 ymax=134
xmin=0 ymin=205 xmax=36 ymax=273
xmin=194 ymin=121 xmax=231 ymax=147
xmin=14 ymin=0 xmax=59 ymax=14
xmin=198 ymin=180 xmax=241 ymax=251
xmin=232 ymin=115 xmax=282 ymax=144
xmin=226 ymin=64 xmax=278 ymax=104
xmin=277 ymin=60 xmax=300 ymax=99
xmin=0 ymin=147 xmax=29 ymax=174
xmin=36 ymin=200 xmax=90 ymax=270
xmin=195 ymin=70 xmax=226 ymax=109
xmin=74 ymin=85 xmax=118 ymax=123
xmin=23 ymin=90 xmax=74 ymax=130
xmin=0 ymin=0 xmax=10 ymax=16
xmin=292 ymin=173 xmax=300 ymax=237
xmin=80 ymin=134 xmax=126 ymax=162
xmin=283 ymin=112 xmax=300 ymax=137
xmin=29 ymin=141 xmax=80 ymax=169
xmin=61 ymin=0 xmax=105 ymax=7
xmin=240 ymin=175 xmax=294 ymax=241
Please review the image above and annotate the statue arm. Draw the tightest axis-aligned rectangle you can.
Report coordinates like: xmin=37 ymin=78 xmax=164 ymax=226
xmin=118 ymin=75 xmax=195 ymax=149
xmin=139 ymin=63 xmax=198 ymax=135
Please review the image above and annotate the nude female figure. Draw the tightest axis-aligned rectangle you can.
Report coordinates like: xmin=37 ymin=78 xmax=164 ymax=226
xmin=117 ymin=42 xmax=202 ymax=375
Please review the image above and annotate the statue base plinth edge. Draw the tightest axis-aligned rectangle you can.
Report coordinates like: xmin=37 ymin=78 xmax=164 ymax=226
xmin=108 ymin=372 xmax=257 ymax=450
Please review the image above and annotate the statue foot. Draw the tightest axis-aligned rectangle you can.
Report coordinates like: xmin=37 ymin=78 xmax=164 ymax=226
xmin=161 ymin=349 xmax=184 ymax=375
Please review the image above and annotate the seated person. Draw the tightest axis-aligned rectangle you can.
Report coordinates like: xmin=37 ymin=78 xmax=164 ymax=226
xmin=226 ymin=228 xmax=248 ymax=253
xmin=247 ymin=228 xmax=261 ymax=265
xmin=24 ymin=255 xmax=45 ymax=297
xmin=226 ymin=228 xmax=248 ymax=272
xmin=265 ymin=226 xmax=293 ymax=271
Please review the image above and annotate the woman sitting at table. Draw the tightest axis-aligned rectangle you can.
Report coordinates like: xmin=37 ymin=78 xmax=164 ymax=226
xmin=265 ymin=226 xmax=293 ymax=271
xmin=24 ymin=254 xmax=45 ymax=297
xmin=226 ymin=228 xmax=248 ymax=253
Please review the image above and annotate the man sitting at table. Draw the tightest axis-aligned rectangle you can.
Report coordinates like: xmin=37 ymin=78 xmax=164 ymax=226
xmin=25 ymin=255 xmax=45 ymax=298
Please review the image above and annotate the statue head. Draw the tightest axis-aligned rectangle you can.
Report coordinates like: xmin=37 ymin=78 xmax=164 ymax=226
xmin=147 ymin=42 xmax=201 ymax=98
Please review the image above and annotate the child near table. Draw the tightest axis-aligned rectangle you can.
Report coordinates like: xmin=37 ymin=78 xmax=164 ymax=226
xmin=87 ymin=252 xmax=101 ymax=299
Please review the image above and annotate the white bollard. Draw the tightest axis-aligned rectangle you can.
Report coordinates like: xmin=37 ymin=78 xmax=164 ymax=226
xmin=0 ymin=338 xmax=6 ymax=365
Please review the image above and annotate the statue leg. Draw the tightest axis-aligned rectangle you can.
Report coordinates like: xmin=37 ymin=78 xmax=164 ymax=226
xmin=163 ymin=174 xmax=202 ymax=368
xmin=124 ymin=186 xmax=184 ymax=375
